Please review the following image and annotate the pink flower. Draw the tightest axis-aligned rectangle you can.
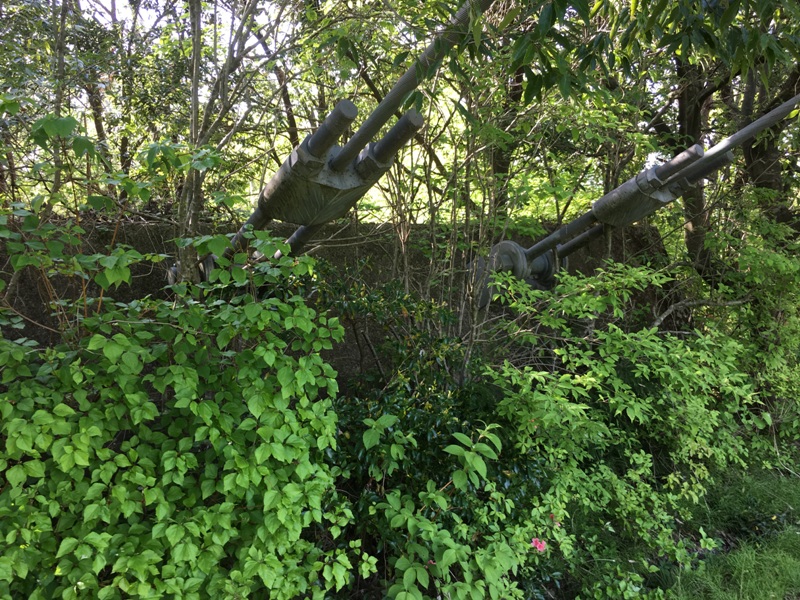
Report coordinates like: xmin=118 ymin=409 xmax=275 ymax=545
xmin=531 ymin=537 xmax=547 ymax=552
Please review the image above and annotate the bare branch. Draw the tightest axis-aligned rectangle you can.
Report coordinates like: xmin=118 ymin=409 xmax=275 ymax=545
xmin=651 ymin=297 xmax=750 ymax=329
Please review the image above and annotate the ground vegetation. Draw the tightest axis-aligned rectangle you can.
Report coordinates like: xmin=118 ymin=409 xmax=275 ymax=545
xmin=1 ymin=0 xmax=799 ymax=597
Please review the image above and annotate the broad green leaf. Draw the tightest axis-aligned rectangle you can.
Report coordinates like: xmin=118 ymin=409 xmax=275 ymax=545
xmin=31 ymin=125 xmax=49 ymax=149
xmin=43 ymin=115 xmax=78 ymax=138
xmin=84 ymin=503 xmax=103 ymax=521
xmin=231 ymin=266 xmax=247 ymax=284
xmin=56 ymin=537 xmax=80 ymax=558
xmin=415 ymin=565 xmax=429 ymax=588
xmin=72 ymin=135 xmax=96 ymax=158
xmin=473 ymin=442 xmax=497 ymax=460
xmin=452 ymin=432 xmax=472 ymax=447
xmin=216 ymin=327 xmax=233 ymax=349
xmin=85 ymin=482 xmax=106 ymax=501
xmin=83 ymin=532 xmax=109 ymax=550
xmin=376 ymin=414 xmax=398 ymax=429
xmin=402 ymin=565 xmax=416 ymax=589
xmin=271 ymin=442 xmax=287 ymax=461
xmin=53 ymin=403 xmax=75 ymax=417
xmin=143 ymin=488 xmax=159 ymax=505
xmin=244 ymin=303 xmax=261 ymax=320
xmin=0 ymin=557 xmax=12 ymax=582
xmin=121 ymin=351 xmax=139 ymax=371
xmin=277 ymin=366 xmax=294 ymax=389
xmin=23 ymin=460 xmax=46 ymax=478
xmin=452 ymin=469 xmax=468 ymax=490
xmin=440 ymin=548 xmax=457 ymax=570
xmin=97 ymin=587 xmax=116 ymax=600
xmin=31 ymin=410 xmax=54 ymax=426
xmin=1 ymin=98 xmax=20 ymax=115
xmin=92 ymin=554 xmax=108 ymax=575
xmin=248 ymin=396 xmax=265 ymax=419
xmin=443 ymin=444 xmax=465 ymax=457
xmin=363 ymin=428 xmax=381 ymax=450
xmin=207 ymin=236 xmax=231 ymax=257
xmin=103 ymin=342 xmax=124 ymax=363
xmin=6 ymin=464 xmax=26 ymax=487
xmin=166 ymin=524 xmax=185 ymax=546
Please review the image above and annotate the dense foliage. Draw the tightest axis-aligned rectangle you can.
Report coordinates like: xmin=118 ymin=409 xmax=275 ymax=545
xmin=0 ymin=230 xmax=357 ymax=598
xmin=313 ymin=256 xmax=799 ymax=598
xmin=2 ymin=0 xmax=800 ymax=598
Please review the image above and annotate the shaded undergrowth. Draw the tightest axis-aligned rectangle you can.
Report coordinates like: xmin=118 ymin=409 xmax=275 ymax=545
xmin=666 ymin=468 xmax=800 ymax=599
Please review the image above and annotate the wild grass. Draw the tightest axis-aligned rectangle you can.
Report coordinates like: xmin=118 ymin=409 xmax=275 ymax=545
xmin=668 ymin=467 xmax=800 ymax=599
xmin=670 ymin=526 xmax=800 ymax=599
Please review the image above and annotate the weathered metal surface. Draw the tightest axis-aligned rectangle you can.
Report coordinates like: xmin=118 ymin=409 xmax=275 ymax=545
xmin=224 ymin=0 xmax=496 ymax=261
xmin=471 ymin=92 xmax=800 ymax=306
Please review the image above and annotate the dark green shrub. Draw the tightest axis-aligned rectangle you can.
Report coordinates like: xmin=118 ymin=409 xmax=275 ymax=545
xmin=311 ymin=261 xmax=769 ymax=598
xmin=488 ymin=265 xmax=757 ymax=596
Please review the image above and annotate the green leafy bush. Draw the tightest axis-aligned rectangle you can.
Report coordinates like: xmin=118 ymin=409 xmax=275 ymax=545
xmin=488 ymin=264 xmax=757 ymax=596
xmin=0 ymin=229 xmax=357 ymax=599
xmin=3 ymin=207 xmax=796 ymax=599
xmin=310 ymin=262 xmax=768 ymax=598
xmin=707 ymin=216 xmax=800 ymax=458
xmin=314 ymin=276 xmax=542 ymax=599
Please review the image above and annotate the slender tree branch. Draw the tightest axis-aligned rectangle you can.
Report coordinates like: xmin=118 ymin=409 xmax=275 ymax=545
xmin=651 ymin=297 xmax=750 ymax=329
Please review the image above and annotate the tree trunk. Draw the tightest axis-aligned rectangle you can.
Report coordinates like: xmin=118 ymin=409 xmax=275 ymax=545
xmin=675 ymin=58 xmax=721 ymax=283
xmin=489 ymin=67 xmax=524 ymax=212
xmin=84 ymin=80 xmax=111 ymax=166
xmin=176 ymin=0 xmax=204 ymax=283
xmin=741 ymin=68 xmax=800 ymax=233
xmin=45 ymin=0 xmax=71 ymax=216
